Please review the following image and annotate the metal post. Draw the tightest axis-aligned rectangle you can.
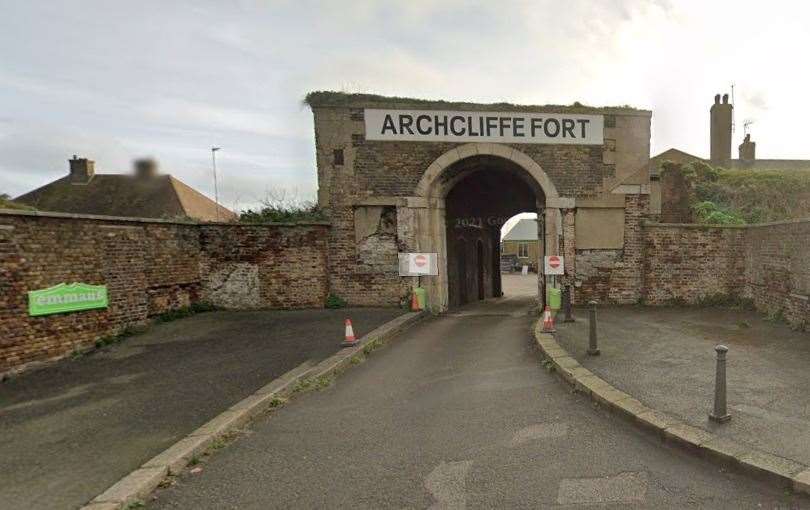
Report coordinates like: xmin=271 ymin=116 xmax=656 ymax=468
xmin=562 ymin=285 xmax=575 ymax=322
xmin=709 ymin=345 xmax=731 ymax=423
xmin=211 ymin=147 xmax=221 ymax=222
xmin=587 ymin=300 xmax=600 ymax=356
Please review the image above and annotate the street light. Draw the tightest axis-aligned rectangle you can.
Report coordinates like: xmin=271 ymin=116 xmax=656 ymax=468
xmin=211 ymin=147 xmax=221 ymax=221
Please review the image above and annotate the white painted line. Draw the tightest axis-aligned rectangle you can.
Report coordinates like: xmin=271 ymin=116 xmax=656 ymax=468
xmin=509 ymin=422 xmax=568 ymax=447
xmin=425 ymin=460 xmax=473 ymax=510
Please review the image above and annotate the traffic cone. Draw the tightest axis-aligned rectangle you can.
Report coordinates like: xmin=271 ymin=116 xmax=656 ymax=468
xmin=542 ymin=305 xmax=556 ymax=333
xmin=341 ymin=318 xmax=357 ymax=347
xmin=411 ymin=291 xmax=421 ymax=311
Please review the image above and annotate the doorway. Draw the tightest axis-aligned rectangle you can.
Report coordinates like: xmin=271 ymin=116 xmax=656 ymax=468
xmin=443 ymin=155 xmax=545 ymax=308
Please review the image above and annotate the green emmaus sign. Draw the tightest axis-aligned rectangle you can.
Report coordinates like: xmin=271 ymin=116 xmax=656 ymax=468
xmin=28 ymin=282 xmax=108 ymax=317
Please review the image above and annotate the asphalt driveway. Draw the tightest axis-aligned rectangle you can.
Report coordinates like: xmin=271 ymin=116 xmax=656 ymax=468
xmin=149 ymin=288 xmax=802 ymax=508
xmin=0 ymin=307 xmax=405 ymax=510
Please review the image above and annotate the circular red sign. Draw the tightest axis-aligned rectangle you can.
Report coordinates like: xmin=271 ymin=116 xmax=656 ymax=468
xmin=548 ymin=256 xmax=561 ymax=268
xmin=414 ymin=254 xmax=427 ymax=267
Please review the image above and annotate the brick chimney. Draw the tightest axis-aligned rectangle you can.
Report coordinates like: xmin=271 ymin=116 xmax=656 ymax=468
xmin=739 ymin=133 xmax=756 ymax=161
xmin=69 ymin=155 xmax=95 ymax=184
xmin=133 ymin=158 xmax=158 ymax=179
xmin=710 ymin=93 xmax=733 ymax=163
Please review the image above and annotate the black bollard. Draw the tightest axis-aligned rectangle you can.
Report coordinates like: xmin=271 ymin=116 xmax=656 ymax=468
xmin=709 ymin=345 xmax=731 ymax=423
xmin=563 ymin=285 xmax=575 ymax=323
xmin=587 ymin=300 xmax=600 ymax=356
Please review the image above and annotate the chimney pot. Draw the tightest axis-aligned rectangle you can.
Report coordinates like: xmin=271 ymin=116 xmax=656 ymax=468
xmin=710 ymin=95 xmax=733 ymax=162
xmin=739 ymin=134 xmax=756 ymax=162
xmin=133 ymin=158 xmax=159 ymax=179
xmin=68 ymin=156 xmax=95 ymax=184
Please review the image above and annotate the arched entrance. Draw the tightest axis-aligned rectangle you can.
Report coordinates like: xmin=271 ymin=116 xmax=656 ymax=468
xmin=414 ymin=143 xmax=561 ymax=311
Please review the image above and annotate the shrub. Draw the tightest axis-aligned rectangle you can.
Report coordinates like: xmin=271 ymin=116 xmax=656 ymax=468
xmin=325 ymin=294 xmax=347 ymax=309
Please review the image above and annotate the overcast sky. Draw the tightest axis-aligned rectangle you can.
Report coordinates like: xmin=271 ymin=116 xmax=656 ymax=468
xmin=1 ymin=0 xmax=806 ymax=211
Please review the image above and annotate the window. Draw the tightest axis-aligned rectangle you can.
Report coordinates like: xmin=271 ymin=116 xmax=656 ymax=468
xmin=333 ymin=148 xmax=344 ymax=166
xmin=518 ymin=242 xmax=529 ymax=258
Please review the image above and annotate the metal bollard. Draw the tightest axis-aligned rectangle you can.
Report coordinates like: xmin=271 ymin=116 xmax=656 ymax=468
xmin=709 ymin=345 xmax=731 ymax=423
xmin=562 ymin=285 xmax=575 ymax=323
xmin=587 ymin=300 xmax=600 ymax=356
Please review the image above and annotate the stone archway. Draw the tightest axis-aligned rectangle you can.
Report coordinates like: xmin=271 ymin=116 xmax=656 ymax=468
xmin=411 ymin=143 xmax=564 ymax=312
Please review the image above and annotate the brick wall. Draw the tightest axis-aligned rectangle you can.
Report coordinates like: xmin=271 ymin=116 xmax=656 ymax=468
xmin=637 ymin=218 xmax=810 ymax=330
xmin=575 ymin=194 xmax=648 ymax=304
xmin=0 ymin=211 xmax=329 ymax=374
xmin=743 ymin=220 xmax=810 ymax=329
xmin=642 ymin=224 xmax=745 ymax=304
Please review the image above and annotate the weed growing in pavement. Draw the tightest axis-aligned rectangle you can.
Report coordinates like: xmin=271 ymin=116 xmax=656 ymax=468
xmin=124 ymin=501 xmax=145 ymax=509
xmin=362 ymin=338 xmax=382 ymax=355
xmin=294 ymin=374 xmax=334 ymax=393
xmin=766 ymin=308 xmax=787 ymax=324
xmin=188 ymin=456 xmax=199 ymax=466
xmin=350 ymin=353 xmax=365 ymax=365
xmin=314 ymin=375 xmax=333 ymax=389
xmin=269 ymin=396 xmax=287 ymax=408
xmin=210 ymin=437 xmax=228 ymax=450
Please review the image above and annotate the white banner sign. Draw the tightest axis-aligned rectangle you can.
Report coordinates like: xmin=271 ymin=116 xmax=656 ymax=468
xmin=365 ymin=109 xmax=603 ymax=145
xmin=398 ymin=252 xmax=439 ymax=276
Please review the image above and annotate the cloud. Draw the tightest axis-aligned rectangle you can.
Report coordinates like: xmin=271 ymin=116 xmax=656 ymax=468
xmin=0 ymin=122 xmax=131 ymax=195
xmin=3 ymin=0 xmax=810 ymax=202
xmin=139 ymin=98 xmax=309 ymax=139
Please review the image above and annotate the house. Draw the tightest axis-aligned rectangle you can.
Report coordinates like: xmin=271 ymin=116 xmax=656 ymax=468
xmin=501 ymin=218 xmax=540 ymax=271
xmin=652 ymin=94 xmax=810 ymax=222
xmin=15 ymin=156 xmax=236 ymax=221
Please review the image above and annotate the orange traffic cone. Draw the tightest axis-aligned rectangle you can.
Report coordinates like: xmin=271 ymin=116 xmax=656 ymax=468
xmin=542 ymin=305 xmax=556 ymax=333
xmin=341 ymin=318 xmax=357 ymax=347
xmin=411 ymin=291 xmax=421 ymax=311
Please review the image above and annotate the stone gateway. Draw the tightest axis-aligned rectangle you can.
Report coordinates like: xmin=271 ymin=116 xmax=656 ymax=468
xmin=307 ymin=92 xmax=655 ymax=311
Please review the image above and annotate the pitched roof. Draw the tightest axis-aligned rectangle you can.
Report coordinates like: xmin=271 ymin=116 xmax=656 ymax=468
xmin=649 ymin=148 xmax=810 ymax=173
xmin=15 ymin=174 xmax=236 ymax=221
xmin=502 ymin=218 xmax=539 ymax=241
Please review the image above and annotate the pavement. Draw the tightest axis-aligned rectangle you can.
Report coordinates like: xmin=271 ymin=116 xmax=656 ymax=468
xmin=556 ymin=304 xmax=810 ymax=474
xmin=150 ymin=276 xmax=804 ymax=508
xmin=0 ymin=307 xmax=405 ymax=510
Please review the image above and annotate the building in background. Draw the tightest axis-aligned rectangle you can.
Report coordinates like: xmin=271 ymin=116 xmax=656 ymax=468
xmin=15 ymin=156 xmax=236 ymax=222
xmin=501 ymin=218 xmax=540 ymax=272
xmin=652 ymin=94 xmax=810 ymax=222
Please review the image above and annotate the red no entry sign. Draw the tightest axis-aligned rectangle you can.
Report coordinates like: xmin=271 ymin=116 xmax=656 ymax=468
xmin=544 ymin=255 xmax=564 ymax=275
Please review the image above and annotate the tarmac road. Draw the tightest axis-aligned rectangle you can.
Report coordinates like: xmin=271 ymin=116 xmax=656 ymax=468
xmin=151 ymin=288 xmax=805 ymax=508
xmin=0 ymin=307 xmax=404 ymax=510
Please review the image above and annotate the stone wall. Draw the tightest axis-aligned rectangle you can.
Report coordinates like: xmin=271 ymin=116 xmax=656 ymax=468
xmin=0 ymin=210 xmax=329 ymax=374
xmin=575 ymin=194 xmax=648 ymax=304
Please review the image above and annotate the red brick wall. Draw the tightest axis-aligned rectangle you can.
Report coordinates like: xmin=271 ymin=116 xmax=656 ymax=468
xmin=743 ymin=220 xmax=810 ymax=329
xmin=637 ymin=219 xmax=809 ymax=330
xmin=0 ymin=211 xmax=329 ymax=374
xmin=641 ymin=224 xmax=746 ymax=304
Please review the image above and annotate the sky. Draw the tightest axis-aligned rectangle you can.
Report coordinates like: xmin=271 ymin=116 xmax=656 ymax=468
xmin=1 ymin=0 xmax=807 ymax=212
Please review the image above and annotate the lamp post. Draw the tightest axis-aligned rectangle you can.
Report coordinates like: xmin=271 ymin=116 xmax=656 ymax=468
xmin=211 ymin=147 xmax=221 ymax=221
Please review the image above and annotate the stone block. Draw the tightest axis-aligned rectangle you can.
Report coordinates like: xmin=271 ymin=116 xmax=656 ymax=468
xmin=92 ymin=466 xmax=167 ymax=506
xmin=142 ymin=435 xmax=212 ymax=475
xmin=737 ymin=450 xmax=805 ymax=486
